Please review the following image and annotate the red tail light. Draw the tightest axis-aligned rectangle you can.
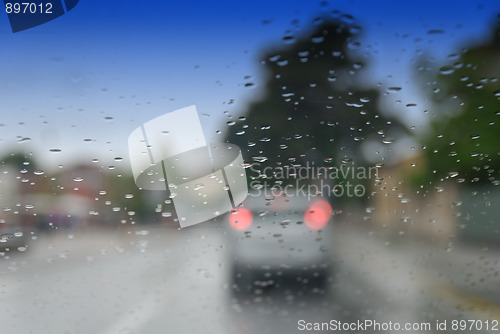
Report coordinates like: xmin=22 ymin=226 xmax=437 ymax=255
xmin=304 ymin=199 xmax=332 ymax=230
xmin=228 ymin=207 xmax=253 ymax=230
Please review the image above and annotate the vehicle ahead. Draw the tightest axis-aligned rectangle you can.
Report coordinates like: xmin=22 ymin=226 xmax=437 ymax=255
xmin=225 ymin=190 xmax=334 ymax=295
xmin=0 ymin=217 xmax=30 ymax=252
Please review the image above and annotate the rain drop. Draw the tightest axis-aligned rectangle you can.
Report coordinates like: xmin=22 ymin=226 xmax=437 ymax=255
xmin=439 ymin=65 xmax=455 ymax=75
xmin=252 ymin=157 xmax=268 ymax=163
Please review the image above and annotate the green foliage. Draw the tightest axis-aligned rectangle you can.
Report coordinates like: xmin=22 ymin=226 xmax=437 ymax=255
xmin=417 ymin=17 xmax=500 ymax=187
xmin=0 ymin=151 xmax=37 ymax=172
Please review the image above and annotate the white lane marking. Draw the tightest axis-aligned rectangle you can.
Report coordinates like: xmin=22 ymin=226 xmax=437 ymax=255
xmin=100 ymin=292 xmax=171 ymax=334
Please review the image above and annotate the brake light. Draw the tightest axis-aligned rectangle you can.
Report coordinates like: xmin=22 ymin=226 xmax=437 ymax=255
xmin=304 ymin=199 xmax=332 ymax=230
xmin=228 ymin=207 xmax=253 ymax=230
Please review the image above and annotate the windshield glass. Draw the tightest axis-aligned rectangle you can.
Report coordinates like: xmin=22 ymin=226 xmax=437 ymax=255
xmin=1 ymin=1 xmax=500 ymax=333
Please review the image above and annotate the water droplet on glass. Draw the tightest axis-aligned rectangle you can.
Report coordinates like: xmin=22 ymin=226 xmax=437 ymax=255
xmin=382 ymin=138 xmax=394 ymax=144
xmin=252 ymin=156 xmax=268 ymax=163
xmin=387 ymin=87 xmax=402 ymax=93
xmin=311 ymin=35 xmax=325 ymax=43
xmin=0 ymin=233 xmax=13 ymax=242
xmin=268 ymin=54 xmax=280 ymax=62
xmin=283 ymin=35 xmax=295 ymax=44
xmin=439 ymin=65 xmax=455 ymax=75
xmin=73 ymin=177 xmax=84 ymax=182
xmin=349 ymin=25 xmax=362 ymax=34
xmin=347 ymin=41 xmax=361 ymax=49
xmin=427 ymin=29 xmax=445 ymax=34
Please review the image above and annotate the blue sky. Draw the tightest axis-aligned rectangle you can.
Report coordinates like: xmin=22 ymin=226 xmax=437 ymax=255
xmin=0 ymin=0 xmax=499 ymax=171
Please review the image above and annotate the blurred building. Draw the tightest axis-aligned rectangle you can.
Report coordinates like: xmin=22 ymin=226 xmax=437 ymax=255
xmin=372 ymin=156 xmax=458 ymax=242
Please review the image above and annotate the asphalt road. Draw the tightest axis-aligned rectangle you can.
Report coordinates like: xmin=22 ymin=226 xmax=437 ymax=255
xmin=0 ymin=223 xmax=498 ymax=334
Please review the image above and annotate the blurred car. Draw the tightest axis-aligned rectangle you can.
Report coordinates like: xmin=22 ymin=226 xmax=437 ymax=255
xmin=0 ymin=217 xmax=30 ymax=252
xmin=225 ymin=190 xmax=334 ymax=294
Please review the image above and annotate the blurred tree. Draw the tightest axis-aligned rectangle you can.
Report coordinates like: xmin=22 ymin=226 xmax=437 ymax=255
xmin=0 ymin=151 xmax=37 ymax=172
xmin=225 ymin=16 xmax=406 ymax=190
xmin=416 ymin=15 xmax=500 ymax=187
